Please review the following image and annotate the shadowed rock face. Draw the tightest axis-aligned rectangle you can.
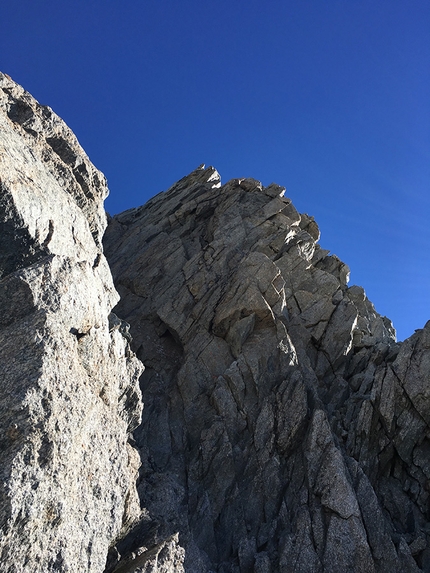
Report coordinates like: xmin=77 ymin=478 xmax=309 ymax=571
xmin=105 ymin=166 xmax=430 ymax=573
xmin=0 ymin=73 xmax=143 ymax=573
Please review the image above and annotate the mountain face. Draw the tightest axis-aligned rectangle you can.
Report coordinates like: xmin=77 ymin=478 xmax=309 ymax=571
xmin=0 ymin=73 xmax=143 ymax=572
xmin=104 ymin=167 xmax=430 ymax=573
xmin=0 ymin=74 xmax=429 ymax=573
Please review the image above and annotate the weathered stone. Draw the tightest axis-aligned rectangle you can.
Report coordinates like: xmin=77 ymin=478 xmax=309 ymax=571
xmin=105 ymin=165 xmax=429 ymax=572
xmin=2 ymin=71 xmax=429 ymax=573
xmin=0 ymin=73 xmax=143 ymax=573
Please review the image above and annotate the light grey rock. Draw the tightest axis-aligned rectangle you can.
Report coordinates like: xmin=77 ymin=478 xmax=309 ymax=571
xmin=105 ymin=165 xmax=430 ymax=572
xmin=2 ymin=70 xmax=429 ymax=573
xmin=0 ymin=73 xmax=143 ymax=573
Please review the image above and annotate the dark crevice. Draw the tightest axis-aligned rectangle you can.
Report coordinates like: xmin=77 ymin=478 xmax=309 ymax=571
xmin=6 ymin=99 xmax=34 ymax=125
xmin=70 ymin=327 xmax=86 ymax=340
xmin=46 ymin=136 xmax=78 ymax=166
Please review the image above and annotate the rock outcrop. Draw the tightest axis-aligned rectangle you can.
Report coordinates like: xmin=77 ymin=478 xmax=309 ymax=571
xmin=1 ymin=71 xmax=429 ymax=573
xmin=0 ymin=73 xmax=143 ymax=572
xmin=105 ymin=166 xmax=430 ymax=572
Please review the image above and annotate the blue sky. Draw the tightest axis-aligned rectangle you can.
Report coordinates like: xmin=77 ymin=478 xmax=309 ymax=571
xmin=1 ymin=1 xmax=429 ymax=341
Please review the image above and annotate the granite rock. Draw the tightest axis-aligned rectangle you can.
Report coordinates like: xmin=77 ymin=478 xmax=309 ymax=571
xmin=0 ymin=73 xmax=143 ymax=573
xmin=1 ymin=70 xmax=429 ymax=573
xmin=105 ymin=166 xmax=429 ymax=573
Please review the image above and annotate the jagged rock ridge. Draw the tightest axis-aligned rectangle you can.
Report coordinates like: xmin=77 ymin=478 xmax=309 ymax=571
xmin=0 ymin=71 xmax=429 ymax=573
xmin=105 ymin=166 xmax=430 ymax=572
xmin=0 ymin=73 xmax=143 ymax=572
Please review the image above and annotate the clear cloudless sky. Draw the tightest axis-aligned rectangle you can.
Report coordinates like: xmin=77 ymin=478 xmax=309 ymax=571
xmin=1 ymin=0 xmax=429 ymax=341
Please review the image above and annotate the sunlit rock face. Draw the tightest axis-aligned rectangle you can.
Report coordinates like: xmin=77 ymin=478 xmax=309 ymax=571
xmin=105 ymin=165 xmax=429 ymax=573
xmin=0 ymin=73 xmax=143 ymax=573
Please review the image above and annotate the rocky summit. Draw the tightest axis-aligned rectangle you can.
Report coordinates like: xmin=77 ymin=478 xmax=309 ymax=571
xmin=0 ymin=74 xmax=429 ymax=573
xmin=104 ymin=167 xmax=430 ymax=573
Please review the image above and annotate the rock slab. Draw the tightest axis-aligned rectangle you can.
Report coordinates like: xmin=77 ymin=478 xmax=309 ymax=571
xmin=0 ymin=73 xmax=143 ymax=573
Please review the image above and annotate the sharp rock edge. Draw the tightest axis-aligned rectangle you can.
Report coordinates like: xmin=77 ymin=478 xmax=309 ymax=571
xmin=104 ymin=166 xmax=430 ymax=573
xmin=0 ymin=72 xmax=143 ymax=573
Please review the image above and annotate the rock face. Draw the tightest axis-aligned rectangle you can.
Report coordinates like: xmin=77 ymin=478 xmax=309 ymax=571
xmin=105 ymin=166 xmax=430 ymax=572
xmin=0 ymin=73 xmax=143 ymax=572
xmin=1 ymin=71 xmax=429 ymax=573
